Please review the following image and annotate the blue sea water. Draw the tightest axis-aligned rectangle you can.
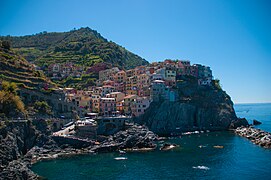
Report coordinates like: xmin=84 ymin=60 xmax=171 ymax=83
xmin=32 ymin=103 xmax=271 ymax=180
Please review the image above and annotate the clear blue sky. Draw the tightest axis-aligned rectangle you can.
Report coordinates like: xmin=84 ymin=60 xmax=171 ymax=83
xmin=0 ymin=0 xmax=270 ymax=104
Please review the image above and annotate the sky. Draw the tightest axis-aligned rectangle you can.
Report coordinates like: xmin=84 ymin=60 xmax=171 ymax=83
xmin=0 ymin=0 xmax=270 ymax=104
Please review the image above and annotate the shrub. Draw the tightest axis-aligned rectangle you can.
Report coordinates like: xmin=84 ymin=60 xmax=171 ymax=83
xmin=213 ymin=79 xmax=222 ymax=90
xmin=34 ymin=101 xmax=52 ymax=114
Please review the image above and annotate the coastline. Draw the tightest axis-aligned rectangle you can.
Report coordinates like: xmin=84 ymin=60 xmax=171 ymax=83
xmin=234 ymin=126 xmax=271 ymax=149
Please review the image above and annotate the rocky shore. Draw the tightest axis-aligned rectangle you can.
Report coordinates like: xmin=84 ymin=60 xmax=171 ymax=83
xmin=235 ymin=126 xmax=271 ymax=149
xmin=0 ymin=121 xmax=157 ymax=180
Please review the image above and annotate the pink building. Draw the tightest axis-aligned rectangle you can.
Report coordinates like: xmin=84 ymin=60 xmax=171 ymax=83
xmin=131 ymin=97 xmax=151 ymax=117
xmin=106 ymin=92 xmax=125 ymax=102
xmin=100 ymin=98 xmax=116 ymax=116
xmin=101 ymin=85 xmax=115 ymax=97
xmin=103 ymin=80 xmax=115 ymax=86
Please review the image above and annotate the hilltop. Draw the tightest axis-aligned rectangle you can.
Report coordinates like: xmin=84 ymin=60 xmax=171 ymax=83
xmin=0 ymin=27 xmax=148 ymax=69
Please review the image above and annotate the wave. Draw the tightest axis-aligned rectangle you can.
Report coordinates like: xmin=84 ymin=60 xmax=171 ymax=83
xmin=114 ymin=157 xmax=128 ymax=160
xmin=192 ymin=166 xmax=210 ymax=170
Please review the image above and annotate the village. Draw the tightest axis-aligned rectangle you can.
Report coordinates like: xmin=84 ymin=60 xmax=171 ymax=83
xmin=48 ymin=59 xmax=213 ymax=140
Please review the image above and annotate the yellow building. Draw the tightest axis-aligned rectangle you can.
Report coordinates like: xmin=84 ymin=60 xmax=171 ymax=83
xmin=123 ymin=95 xmax=137 ymax=115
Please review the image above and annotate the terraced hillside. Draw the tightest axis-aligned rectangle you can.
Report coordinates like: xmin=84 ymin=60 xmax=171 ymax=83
xmin=0 ymin=44 xmax=55 ymax=90
xmin=0 ymin=27 xmax=148 ymax=69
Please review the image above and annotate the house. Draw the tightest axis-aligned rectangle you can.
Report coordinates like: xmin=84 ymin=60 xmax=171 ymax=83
xmin=91 ymin=94 xmax=100 ymax=113
xmin=101 ymin=85 xmax=115 ymax=97
xmin=126 ymin=69 xmax=136 ymax=77
xmin=75 ymin=119 xmax=97 ymax=139
xmin=103 ymin=80 xmax=115 ymax=86
xmin=116 ymin=100 xmax=124 ymax=114
xmin=106 ymin=92 xmax=125 ymax=102
xmin=137 ymin=74 xmax=150 ymax=90
xmin=156 ymin=68 xmax=166 ymax=79
xmin=135 ymin=66 xmax=146 ymax=75
xmin=99 ymin=67 xmax=119 ymax=82
xmin=150 ymin=73 xmax=163 ymax=81
xmin=137 ymin=86 xmax=150 ymax=97
xmin=114 ymin=70 xmax=126 ymax=83
xmin=177 ymin=60 xmax=191 ymax=76
xmin=100 ymin=98 xmax=117 ymax=116
xmin=189 ymin=65 xmax=198 ymax=77
xmin=126 ymin=76 xmax=138 ymax=95
xmin=114 ymin=82 xmax=126 ymax=93
xmin=123 ymin=95 xmax=137 ymax=115
xmin=165 ymin=69 xmax=176 ymax=82
xmin=150 ymin=80 xmax=166 ymax=102
xmin=131 ymin=97 xmax=151 ymax=117
xmin=95 ymin=116 xmax=128 ymax=135
xmin=194 ymin=64 xmax=212 ymax=79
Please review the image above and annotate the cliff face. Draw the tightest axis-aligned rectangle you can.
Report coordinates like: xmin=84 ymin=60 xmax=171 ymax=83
xmin=138 ymin=79 xmax=238 ymax=135
xmin=0 ymin=121 xmax=52 ymax=179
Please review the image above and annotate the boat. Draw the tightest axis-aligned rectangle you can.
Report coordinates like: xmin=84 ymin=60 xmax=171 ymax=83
xmin=160 ymin=143 xmax=179 ymax=151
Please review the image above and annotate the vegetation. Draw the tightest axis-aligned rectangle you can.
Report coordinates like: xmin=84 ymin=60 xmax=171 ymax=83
xmin=0 ymin=46 xmax=55 ymax=90
xmin=213 ymin=79 xmax=222 ymax=90
xmin=34 ymin=101 xmax=52 ymax=114
xmin=1 ymin=40 xmax=11 ymax=50
xmin=0 ymin=81 xmax=26 ymax=118
xmin=0 ymin=27 xmax=148 ymax=69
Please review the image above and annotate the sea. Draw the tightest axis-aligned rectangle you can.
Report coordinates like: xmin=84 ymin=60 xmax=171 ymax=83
xmin=32 ymin=103 xmax=271 ymax=180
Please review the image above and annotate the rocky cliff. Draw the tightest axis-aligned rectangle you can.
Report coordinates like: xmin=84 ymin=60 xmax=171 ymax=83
xmin=0 ymin=120 xmax=53 ymax=179
xmin=138 ymin=77 xmax=242 ymax=136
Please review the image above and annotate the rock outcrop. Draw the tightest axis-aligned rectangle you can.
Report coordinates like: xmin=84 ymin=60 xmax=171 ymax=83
xmin=137 ymin=81 xmax=246 ymax=135
xmin=0 ymin=121 xmax=158 ymax=179
xmin=253 ymin=119 xmax=262 ymax=126
xmin=230 ymin=118 xmax=249 ymax=129
xmin=0 ymin=120 xmax=55 ymax=179
xmin=235 ymin=127 xmax=271 ymax=148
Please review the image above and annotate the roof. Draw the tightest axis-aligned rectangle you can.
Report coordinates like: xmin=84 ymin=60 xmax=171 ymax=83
xmin=110 ymin=92 xmax=124 ymax=95
xmin=153 ymin=80 xmax=165 ymax=83
xmin=124 ymin=95 xmax=137 ymax=99
xmin=102 ymin=85 xmax=114 ymax=88
xmin=101 ymin=98 xmax=115 ymax=100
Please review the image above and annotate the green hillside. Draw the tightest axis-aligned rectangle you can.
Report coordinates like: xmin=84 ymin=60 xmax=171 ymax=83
xmin=0 ymin=41 xmax=56 ymax=90
xmin=0 ymin=27 xmax=148 ymax=69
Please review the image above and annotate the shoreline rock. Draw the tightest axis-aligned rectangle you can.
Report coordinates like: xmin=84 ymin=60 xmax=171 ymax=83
xmin=253 ymin=119 xmax=262 ymax=126
xmin=235 ymin=126 xmax=271 ymax=149
xmin=0 ymin=122 xmax=158 ymax=179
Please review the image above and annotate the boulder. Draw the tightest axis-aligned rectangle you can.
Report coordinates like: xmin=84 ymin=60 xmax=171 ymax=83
xmin=253 ymin=119 xmax=262 ymax=126
xmin=229 ymin=118 xmax=249 ymax=129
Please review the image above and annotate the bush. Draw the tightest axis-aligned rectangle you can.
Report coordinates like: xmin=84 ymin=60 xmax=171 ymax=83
xmin=1 ymin=40 xmax=11 ymax=50
xmin=1 ymin=81 xmax=18 ymax=95
xmin=213 ymin=79 xmax=222 ymax=90
xmin=34 ymin=101 xmax=52 ymax=114
xmin=0 ymin=90 xmax=26 ymax=117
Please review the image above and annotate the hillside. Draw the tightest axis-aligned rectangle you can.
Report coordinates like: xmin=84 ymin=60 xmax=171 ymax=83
xmin=0 ymin=41 xmax=55 ymax=90
xmin=0 ymin=27 xmax=148 ymax=69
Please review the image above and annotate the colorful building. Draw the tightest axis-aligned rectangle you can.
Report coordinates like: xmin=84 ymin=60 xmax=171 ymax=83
xmin=150 ymin=80 xmax=166 ymax=102
xmin=131 ymin=97 xmax=151 ymax=117
xmin=123 ymin=95 xmax=137 ymax=115
xmin=100 ymin=98 xmax=116 ymax=116
xmin=99 ymin=67 xmax=119 ymax=82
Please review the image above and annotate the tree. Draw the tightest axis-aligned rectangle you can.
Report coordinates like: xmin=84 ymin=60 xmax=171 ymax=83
xmin=213 ymin=79 xmax=222 ymax=90
xmin=1 ymin=40 xmax=11 ymax=50
xmin=1 ymin=81 xmax=18 ymax=95
xmin=34 ymin=101 xmax=52 ymax=114
xmin=0 ymin=83 xmax=26 ymax=117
